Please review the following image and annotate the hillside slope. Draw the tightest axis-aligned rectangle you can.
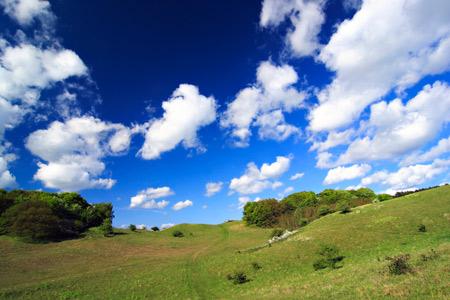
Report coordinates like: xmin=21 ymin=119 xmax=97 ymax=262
xmin=1 ymin=185 xmax=449 ymax=299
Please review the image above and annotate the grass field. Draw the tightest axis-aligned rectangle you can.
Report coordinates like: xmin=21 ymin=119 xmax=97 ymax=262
xmin=1 ymin=185 xmax=450 ymax=299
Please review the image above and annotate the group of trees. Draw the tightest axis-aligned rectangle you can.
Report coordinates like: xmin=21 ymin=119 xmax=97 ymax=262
xmin=243 ymin=188 xmax=392 ymax=229
xmin=0 ymin=189 xmax=114 ymax=241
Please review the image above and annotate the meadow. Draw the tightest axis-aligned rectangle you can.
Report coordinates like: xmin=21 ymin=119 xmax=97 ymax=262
xmin=1 ymin=185 xmax=449 ymax=299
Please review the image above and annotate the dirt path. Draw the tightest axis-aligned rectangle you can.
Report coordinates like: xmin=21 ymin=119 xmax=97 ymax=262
xmin=186 ymin=224 xmax=229 ymax=300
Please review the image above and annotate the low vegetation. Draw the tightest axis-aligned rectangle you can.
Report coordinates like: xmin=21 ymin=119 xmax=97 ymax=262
xmin=0 ymin=189 xmax=114 ymax=242
xmin=0 ymin=185 xmax=449 ymax=299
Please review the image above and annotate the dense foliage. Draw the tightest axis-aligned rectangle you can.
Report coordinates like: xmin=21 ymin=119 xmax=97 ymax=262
xmin=0 ymin=189 xmax=114 ymax=241
xmin=243 ymin=188 xmax=379 ymax=229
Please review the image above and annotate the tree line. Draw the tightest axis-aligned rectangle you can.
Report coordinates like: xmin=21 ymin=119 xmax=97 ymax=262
xmin=0 ymin=189 xmax=113 ymax=242
xmin=243 ymin=188 xmax=392 ymax=229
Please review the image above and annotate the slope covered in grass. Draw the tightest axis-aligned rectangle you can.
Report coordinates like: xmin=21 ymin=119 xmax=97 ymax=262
xmin=1 ymin=185 xmax=449 ymax=299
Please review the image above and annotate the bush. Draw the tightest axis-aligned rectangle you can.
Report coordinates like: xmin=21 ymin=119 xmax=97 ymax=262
xmin=227 ymin=271 xmax=250 ymax=284
xmin=313 ymin=244 xmax=344 ymax=270
xmin=251 ymin=262 xmax=262 ymax=270
xmin=128 ymin=224 xmax=137 ymax=232
xmin=385 ymin=254 xmax=412 ymax=275
xmin=418 ymin=224 xmax=426 ymax=232
xmin=317 ymin=205 xmax=332 ymax=216
xmin=100 ymin=219 xmax=114 ymax=237
xmin=299 ymin=218 xmax=308 ymax=227
xmin=0 ymin=199 xmax=59 ymax=241
xmin=336 ymin=200 xmax=351 ymax=213
xmin=172 ymin=230 xmax=184 ymax=237
xmin=270 ymin=228 xmax=284 ymax=238
xmin=151 ymin=226 xmax=160 ymax=231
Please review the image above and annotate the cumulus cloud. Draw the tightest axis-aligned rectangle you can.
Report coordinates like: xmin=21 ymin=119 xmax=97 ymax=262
xmin=139 ymin=84 xmax=217 ymax=159
xmin=229 ymin=155 xmax=291 ymax=195
xmin=161 ymin=223 xmax=175 ymax=229
xmin=130 ymin=187 xmax=174 ymax=209
xmin=290 ymin=173 xmax=304 ymax=180
xmin=326 ymin=81 xmax=450 ymax=166
xmin=360 ymin=159 xmax=450 ymax=191
xmin=309 ymin=0 xmax=450 ymax=132
xmin=172 ymin=200 xmax=193 ymax=211
xmin=25 ymin=116 xmax=133 ymax=191
xmin=400 ymin=136 xmax=450 ymax=167
xmin=260 ymin=0 xmax=326 ymax=57
xmin=205 ymin=181 xmax=223 ymax=197
xmin=323 ymin=164 xmax=371 ymax=185
xmin=0 ymin=155 xmax=17 ymax=188
xmin=0 ymin=0 xmax=53 ymax=26
xmin=278 ymin=186 xmax=294 ymax=198
xmin=221 ymin=61 xmax=305 ymax=147
xmin=237 ymin=196 xmax=251 ymax=210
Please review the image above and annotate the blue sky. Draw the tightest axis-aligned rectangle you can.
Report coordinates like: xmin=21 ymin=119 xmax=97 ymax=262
xmin=1 ymin=0 xmax=450 ymax=229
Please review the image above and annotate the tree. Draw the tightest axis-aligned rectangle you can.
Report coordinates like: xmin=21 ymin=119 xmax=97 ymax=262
xmin=151 ymin=226 xmax=160 ymax=231
xmin=129 ymin=224 xmax=137 ymax=232
xmin=0 ymin=199 xmax=59 ymax=241
xmin=100 ymin=219 xmax=114 ymax=236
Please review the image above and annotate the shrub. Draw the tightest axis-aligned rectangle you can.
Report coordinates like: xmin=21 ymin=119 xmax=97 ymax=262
xmin=128 ymin=224 xmax=137 ymax=232
xmin=299 ymin=218 xmax=308 ymax=227
xmin=151 ymin=226 xmax=160 ymax=231
xmin=270 ymin=228 xmax=284 ymax=238
xmin=172 ymin=230 xmax=184 ymax=237
xmin=100 ymin=219 xmax=114 ymax=237
xmin=251 ymin=262 xmax=262 ymax=270
xmin=419 ymin=249 xmax=439 ymax=262
xmin=313 ymin=244 xmax=344 ymax=270
xmin=336 ymin=200 xmax=351 ymax=213
xmin=317 ymin=205 xmax=332 ymax=216
xmin=418 ymin=224 xmax=426 ymax=232
xmin=0 ymin=199 xmax=59 ymax=241
xmin=385 ymin=254 xmax=412 ymax=275
xmin=227 ymin=271 xmax=250 ymax=284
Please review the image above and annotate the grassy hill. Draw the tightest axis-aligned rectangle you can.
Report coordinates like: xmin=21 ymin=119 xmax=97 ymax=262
xmin=1 ymin=185 xmax=449 ymax=299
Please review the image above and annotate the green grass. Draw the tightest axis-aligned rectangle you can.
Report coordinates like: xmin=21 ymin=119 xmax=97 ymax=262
xmin=1 ymin=185 xmax=450 ymax=299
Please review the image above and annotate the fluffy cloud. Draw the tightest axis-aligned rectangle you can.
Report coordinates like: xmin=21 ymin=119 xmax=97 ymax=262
xmin=360 ymin=159 xmax=450 ymax=191
xmin=0 ymin=155 xmax=17 ymax=188
xmin=237 ymin=197 xmax=250 ymax=210
xmin=278 ymin=186 xmax=294 ymax=198
xmin=25 ymin=116 xmax=133 ymax=191
xmin=229 ymin=155 xmax=291 ymax=195
xmin=221 ymin=61 xmax=305 ymax=147
xmin=161 ymin=223 xmax=175 ymax=229
xmin=290 ymin=173 xmax=304 ymax=180
xmin=309 ymin=0 xmax=450 ymax=132
xmin=139 ymin=84 xmax=216 ymax=159
xmin=323 ymin=164 xmax=371 ymax=185
xmin=172 ymin=200 xmax=193 ymax=211
xmin=205 ymin=181 xmax=223 ymax=197
xmin=400 ymin=136 xmax=450 ymax=167
xmin=130 ymin=187 xmax=174 ymax=209
xmin=0 ymin=0 xmax=53 ymax=26
xmin=329 ymin=81 xmax=450 ymax=166
xmin=260 ymin=0 xmax=326 ymax=57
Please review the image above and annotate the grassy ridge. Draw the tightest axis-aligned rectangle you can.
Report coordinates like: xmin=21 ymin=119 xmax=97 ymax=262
xmin=1 ymin=185 xmax=449 ymax=299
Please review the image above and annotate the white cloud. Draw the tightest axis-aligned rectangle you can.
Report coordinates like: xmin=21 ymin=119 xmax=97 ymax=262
xmin=278 ymin=186 xmax=294 ymax=198
xmin=323 ymin=164 xmax=371 ymax=185
xmin=130 ymin=187 xmax=174 ymax=209
xmin=136 ymin=224 xmax=147 ymax=230
xmin=360 ymin=159 xmax=450 ymax=191
xmin=237 ymin=196 xmax=250 ymax=210
xmin=202 ymin=205 xmax=207 ymax=209
xmin=309 ymin=0 xmax=450 ymax=132
xmin=330 ymin=81 xmax=450 ymax=166
xmin=272 ymin=181 xmax=283 ymax=190
xmin=342 ymin=0 xmax=362 ymax=11
xmin=172 ymin=200 xmax=193 ymax=211
xmin=161 ymin=223 xmax=174 ymax=229
xmin=309 ymin=129 xmax=355 ymax=152
xmin=221 ymin=61 xmax=305 ymax=147
xmin=205 ymin=181 xmax=223 ymax=197
xmin=260 ymin=0 xmax=326 ymax=57
xmin=0 ymin=0 xmax=53 ymax=26
xmin=400 ymin=136 xmax=450 ymax=166
xmin=139 ymin=84 xmax=216 ymax=159
xmin=0 ymin=155 xmax=17 ymax=188
xmin=25 ymin=116 xmax=132 ymax=191
xmin=290 ymin=173 xmax=304 ymax=180
xmin=229 ymin=155 xmax=291 ymax=195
